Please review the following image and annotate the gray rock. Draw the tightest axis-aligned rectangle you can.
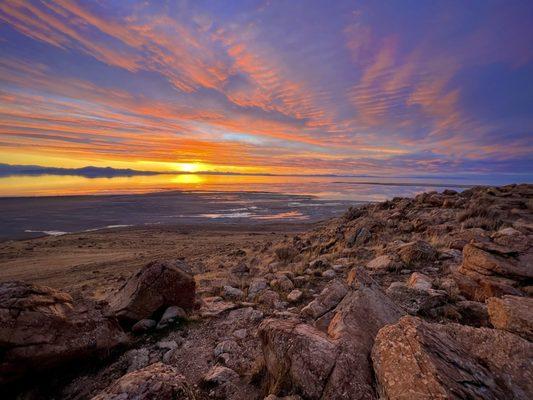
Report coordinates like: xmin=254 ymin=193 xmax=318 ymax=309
xmin=287 ymin=289 xmax=303 ymax=303
xmin=223 ymin=285 xmax=244 ymax=300
xmin=131 ymin=319 xmax=157 ymax=333
xmin=214 ymin=340 xmax=240 ymax=357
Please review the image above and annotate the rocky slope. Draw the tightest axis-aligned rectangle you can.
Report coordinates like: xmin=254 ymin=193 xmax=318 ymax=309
xmin=1 ymin=184 xmax=532 ymax=399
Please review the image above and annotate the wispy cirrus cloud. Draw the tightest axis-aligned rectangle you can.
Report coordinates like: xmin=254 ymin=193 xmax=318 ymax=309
xmin=0 ymin=0 xmax=531 ymax=176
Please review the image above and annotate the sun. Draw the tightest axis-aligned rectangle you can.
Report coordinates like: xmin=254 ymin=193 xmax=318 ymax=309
xmin=173 ymin=162 xmax=203 ymax=173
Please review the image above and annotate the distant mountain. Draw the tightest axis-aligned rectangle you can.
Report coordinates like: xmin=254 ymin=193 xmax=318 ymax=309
xmin=0 ymin=164 xmax=160 ymax=178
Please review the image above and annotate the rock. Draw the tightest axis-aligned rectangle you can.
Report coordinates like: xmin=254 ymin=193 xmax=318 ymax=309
xmin=366 ymin=255 xmax=400 ymax=273
xmin=131 ymin=319 xmax=157 ymax=333
xmin=292 ymin=276 xmax=309 ymax=287
xmin=454 ymin=242 xmax=528 ymax=300
xmin=203 ymin=365 xmax=239 ymax=383
xmin=347 ymin=227 xmax=371 ymax=247
xmin=406 ymin=272 xmax=432 ymax=290
xmin=300 ymin=279 xmax=348 ymax=319
xmin=320 ymin=270 xmax=405 ymax=399
xmin=200 ymin=296 xmax=237 ymax=317
xmin=386 ymin=282 xmax=447 ymax=315
xmin=372 ymin=316 xmax=533 ymax=400
xmin=91 ymin=362 xmax=195 ymax=400
xmin=257 ymin=290 xmax=283 ymax=309
xmin=332 ymin=264 xmax=344 ymax=272
xmin=214 ymin=340 xmax=240 ymax=357
xmin=0 ymin=281 xmax=128 ymax=385
xmin=109 ymin=260 xmax=196 ymax=324
xmin=248 ymin=278 xmax=268 ymax=300
xmin=223 ymin=285 xmax=245 ymax=300
xmin=287 ymin=289 xmax=303 ymax=303
xmin=397 ymin=240 xmax=436 ymax=265
xmin=259 ymin=319 xmax=337 ymax=399
xmin=487 ymin=295 xmax=533 ymax=340
xmin=261 ymin=268 xmax=404 ymax=399
xmin=156 ymin=306 xmax=185 ymax=329
xmin=321 ymin=269 xmax=336 ymax=279
xmin=270 ymin=275 xmax=294 ymax=291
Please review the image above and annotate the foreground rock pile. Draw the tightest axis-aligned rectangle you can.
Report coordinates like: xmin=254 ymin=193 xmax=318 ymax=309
xmin=1 ymin=184 xmax=531 ymax=399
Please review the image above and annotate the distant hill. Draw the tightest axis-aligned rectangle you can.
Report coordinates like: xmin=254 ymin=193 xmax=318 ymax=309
xmin=0 ymin=164 xmax=160 ymax=178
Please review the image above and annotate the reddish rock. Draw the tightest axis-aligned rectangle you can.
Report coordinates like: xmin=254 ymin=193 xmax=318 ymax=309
xmin=91 ymin=362 xmax=195 ymax=399
xmin=454 ymin=242 xmax=529 ymax=300
xmin=259 ymin=318 xmax=337 ymax=399
xmin=0 ymin=281 xmax=128 ymax=385
xmin=372 ymin=316 xmax=533 ymax=400
xmin=397 ymin=240 xmax=436 ymax=265
xmin=487 ymin=295 xmax=533 ymax=340
xmin=108 ymin=260 xmax=196 ymax=324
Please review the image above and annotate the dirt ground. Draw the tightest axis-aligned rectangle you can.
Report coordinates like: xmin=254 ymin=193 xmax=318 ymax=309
xmin=0 ymin=222 xmax=314 ymax=299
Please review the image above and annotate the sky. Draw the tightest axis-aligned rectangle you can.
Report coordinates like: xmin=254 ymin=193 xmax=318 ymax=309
xmin=0 ymin=0 xmax=532 ymax=177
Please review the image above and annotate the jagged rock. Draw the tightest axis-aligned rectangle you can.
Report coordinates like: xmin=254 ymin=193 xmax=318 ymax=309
xmin=91 ymin=362 xmax=195 ymax=400
xmin=397 ymin=240 xmax=436 ymax=265
xmin=131 ymin=319 xmax=157 ymax=333
xmin=487 ymin=295 xmax=533 ymax=340
xmin=108 ymin=260 xmax=196 ymax=324
xmin=406 ymin=272 xmax=432 ymax=290
xmin=372 ymin=316 xmax=533 ymax=400
xmin=300 ymin=279 xmax=348 ymax=319
xmin=260 ymin=269 xmax=404 ymax=399
xmin=386 ymin=282 xmax=447 ymax=315
xmin=366 ymin=255 xmax=401 ymax=274
xmin=259 ymin=319 xmax=337 ymax=399
xmin=287 ymin=289 xmax=303 ymax=303
xmin=248 ymin=278 xmax=268 ymax=300
xmin=0 ymin=281 xmax=128 ymax=385
xmin=223 ymin=285 xmax=245 ymax=300
xmin=320 ymin=270 xmax=404 ymax=399
xmin=454 ymin=242 xmax=528 ymax=300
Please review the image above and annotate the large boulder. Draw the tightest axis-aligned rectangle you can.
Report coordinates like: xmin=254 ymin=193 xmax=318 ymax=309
xmin=259 ymin=318 xmax=337 ymax=399
xmin=91 ymin=362 xmax=195 ymax=399
xmin=372 ymin=316 xmax=533 ymax=400
xmin=109 ymin=260 xmax=196 ymax=324
xmin=320 ymin=268 xmax=404 ymax=399
xmin=453 ymin=241 xmax=531 ymax=300
xmin=487 ymin=295 xmax=533 ymax=340
xmin=0 ymin=281 xmax=128 ymax=385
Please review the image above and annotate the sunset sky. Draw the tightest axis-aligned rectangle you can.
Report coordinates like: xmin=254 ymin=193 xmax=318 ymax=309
xmin=0 ymin=0 xmax=532 ymax=176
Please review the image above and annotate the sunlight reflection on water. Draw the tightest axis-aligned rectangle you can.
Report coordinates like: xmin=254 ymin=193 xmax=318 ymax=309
xmin=0 ymin=173 xmax=478 ymax=201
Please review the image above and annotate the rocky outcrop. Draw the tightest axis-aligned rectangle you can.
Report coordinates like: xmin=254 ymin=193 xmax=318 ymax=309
xmin=487 ymin=295 xmax=533 ymax=340
xmin=454 ymin=241 xmax=531 ymax=300
xmin=0 ymin=281 xmax=128 ymax=385
xmin=108 ymin=260 xmax=196 ymax=324
xmin=260 ymin=268 xmax=404 ymax=399
xmin=372 ymin=316 xmax=533 ymax=400
xmin=91 ymin=362 xmax=195 ymax=400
